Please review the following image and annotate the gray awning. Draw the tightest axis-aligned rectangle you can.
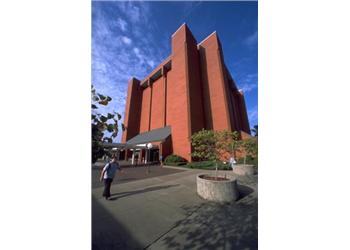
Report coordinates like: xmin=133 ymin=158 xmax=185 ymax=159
xmin=102 ymin=142 xmax=145 ymax=149
xmin=126 ymin=126 xmax=171 ymax=145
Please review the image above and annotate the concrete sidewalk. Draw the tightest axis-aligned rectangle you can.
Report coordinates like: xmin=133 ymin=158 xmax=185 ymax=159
xmin=92 ymin=167 xmax=257 ymax=250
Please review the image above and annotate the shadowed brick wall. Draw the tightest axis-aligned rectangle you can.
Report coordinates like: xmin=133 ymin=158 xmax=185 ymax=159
xmin=150 ymin=76 xmax=164 ymax=130
xmin=166 ymin=24 xmax=193 ymax=161
xmin=121 ymin=78 xmax=142 ymax=143
xmin=198 ymin=32 xmax=232 ymax=131
xmin=139 ymin=83 xmax=151 ymax=133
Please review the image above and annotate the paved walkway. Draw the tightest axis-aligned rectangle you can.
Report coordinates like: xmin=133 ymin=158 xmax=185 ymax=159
xmin=92 ymin=164 xmax=185 ymax=188
xmin=92 ymin=165 xmax=258 ymax=250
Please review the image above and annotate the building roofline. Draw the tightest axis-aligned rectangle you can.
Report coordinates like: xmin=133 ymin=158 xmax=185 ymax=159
xmin=171 ymin=23 xmax=187 ymax=38
xmin=197 ymin=31 xmax=217 ymax=46
xmin=139 ymin=56 xmax=172 ymax=85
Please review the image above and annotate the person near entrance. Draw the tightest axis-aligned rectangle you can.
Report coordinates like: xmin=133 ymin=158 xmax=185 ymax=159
xmin=160 ymin=155 xmax=163 ymax=167
xmin=100 ymin=153 xmax=122 ymax=200
xmin=229 ymin=156 xmax=237 ymax=169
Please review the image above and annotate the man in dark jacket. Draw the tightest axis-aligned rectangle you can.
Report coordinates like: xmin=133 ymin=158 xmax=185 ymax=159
xmin=100 ymin=154 xmax=122 ymax=200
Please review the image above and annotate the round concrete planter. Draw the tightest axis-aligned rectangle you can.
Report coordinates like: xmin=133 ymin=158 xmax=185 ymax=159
xmin=232 ymin=164 xmax=255 ymax=176
xmin=197 ymin=174 xmax=239 ymax=203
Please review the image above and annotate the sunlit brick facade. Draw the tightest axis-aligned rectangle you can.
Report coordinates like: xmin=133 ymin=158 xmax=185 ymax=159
xmin=122 ymin=24 xmax=250 ymax=162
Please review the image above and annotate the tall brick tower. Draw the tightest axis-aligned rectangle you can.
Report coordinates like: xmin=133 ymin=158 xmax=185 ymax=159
xmin=122 ymin=24 xmax=251 ymax=162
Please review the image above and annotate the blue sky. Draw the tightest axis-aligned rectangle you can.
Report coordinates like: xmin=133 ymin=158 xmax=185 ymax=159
xmin=92 ymin=1 xmax=258 ymax=142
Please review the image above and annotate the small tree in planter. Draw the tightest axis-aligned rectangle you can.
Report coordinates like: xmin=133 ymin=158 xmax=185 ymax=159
xmin=191 ymin=129 xmax=223 ymax=179
xmin=191 ymin=129 xmax=218 ymax=161
xmin=216 ymin=130 xmax=241 ymax=162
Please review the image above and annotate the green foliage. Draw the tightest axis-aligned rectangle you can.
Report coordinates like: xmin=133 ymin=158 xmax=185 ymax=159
xmin=191 ymin=129 xmax=241 ymax=161
xmin=165 ymin=162 xmax=187 ymax=166
xmin=190 ymin=129 xmax=218 ymax=161
xmin=238 ymin=138 xmax=258 ymax=167
xmin=242 ymin=138 xmax=258 ymax=157
xmin=164 ymin=154 xmax=187 ymax=164
xmin=91 ymin=85 xmax=124 ymax=163
xmin=186 ymin=161 xmax=231 ymax=170
xmin=216 ymin=130 xmax=241 ymax=157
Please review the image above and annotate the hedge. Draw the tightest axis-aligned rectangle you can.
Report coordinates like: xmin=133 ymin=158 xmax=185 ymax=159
xmin=164 ymin=154 xmax=187 ymax=164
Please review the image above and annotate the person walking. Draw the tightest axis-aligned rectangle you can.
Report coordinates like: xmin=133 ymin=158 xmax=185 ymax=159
xmin=100 ymin=154 xmax=122 ymax=200
xmin=159 ymin=155 xmax=163 ymax=167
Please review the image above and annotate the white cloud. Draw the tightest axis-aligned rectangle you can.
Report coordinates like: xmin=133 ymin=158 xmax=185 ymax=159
xmin=116 ymin=18 xmax=127 ymax=31
xmin=147 ymin=60 xmax=155 ymax=68
xmin=133 ymin=47 xmax=156 ymax=69
xmin=121 ymin=36 xmax=132 ymax=45
xmin=92 ymin=2 xmax=168 ymax=142
xmin=133 ymin=47 xmax=144 ymax=62
xmin=129 ymin=5 xmax=141 ymax=23
xmin=240 ymin=83 xmax=257 ymax=93
xmin=244 ymin=30 xmax=258 ymax=46
xmin=238 ymin=73 xmax=258 ymax=93
xmin=117 ymin=1 xmax=142 ymax=24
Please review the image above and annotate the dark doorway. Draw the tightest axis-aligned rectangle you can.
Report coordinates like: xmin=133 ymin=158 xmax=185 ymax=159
xmin=150 ymin=149 xmax=159 ymax=162
xmin=119 ymin=150 xmax=125 ymax=160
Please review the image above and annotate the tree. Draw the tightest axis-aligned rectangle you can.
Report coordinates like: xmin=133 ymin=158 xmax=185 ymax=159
xmin=191 ymin=130 xmax=242 ymax=161
xmin=190 ymin=129 xmax=219 ymax=162
xmin=91 ymin=85 xmax=123 ymax=163
xmin=251 ymin=125 xmax=258 ymax=137
xmin=216 ymin=130 xmax=241 ymax=160
xmin=191 ymin=129 xmax=241 ymax=179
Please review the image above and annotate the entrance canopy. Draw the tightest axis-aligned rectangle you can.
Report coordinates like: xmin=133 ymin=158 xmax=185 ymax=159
xmin=101 ymin=126 xmax=171 ymax=151
xmin=102 ymin=142 xmax=145 ymax=150
xmin=126 ymin=126 xmax=171 ymax=145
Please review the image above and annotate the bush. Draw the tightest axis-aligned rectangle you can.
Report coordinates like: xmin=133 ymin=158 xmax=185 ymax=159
xmin=164 ymin=154 xmax=187 ymax=164
xmin=186 ymin=161 xmax=231 ymax=170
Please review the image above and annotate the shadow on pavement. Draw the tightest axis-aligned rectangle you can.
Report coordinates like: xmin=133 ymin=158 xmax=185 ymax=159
xmin=92 ymin=196 xmax=143 ymax=250
xmin=147 ymin=184 xmax=257 ymax=250
xmin=237 ymin=184 xmax=255 ymax=201
xmin=110 ymin=184 xmax=180 ymax=200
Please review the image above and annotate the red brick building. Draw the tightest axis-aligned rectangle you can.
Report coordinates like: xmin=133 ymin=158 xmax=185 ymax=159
xmin=121 ymin=24 xmax=250 ymax=162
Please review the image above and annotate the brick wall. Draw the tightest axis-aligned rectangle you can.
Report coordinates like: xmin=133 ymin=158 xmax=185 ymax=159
xmin=122 ymin=24 xmax=253 ymax=161
xmin=139 ymin=83 xmax=151 ymax=133
xmin=121 ymin=78 xmax=142 ymax=142
xmin=198 ymin=32 xmax=232 ymax=131
xmin=150 ymin=76 xmax=164 ymax=130
xmin=166 ymin=24 xmax=192 ymax=161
